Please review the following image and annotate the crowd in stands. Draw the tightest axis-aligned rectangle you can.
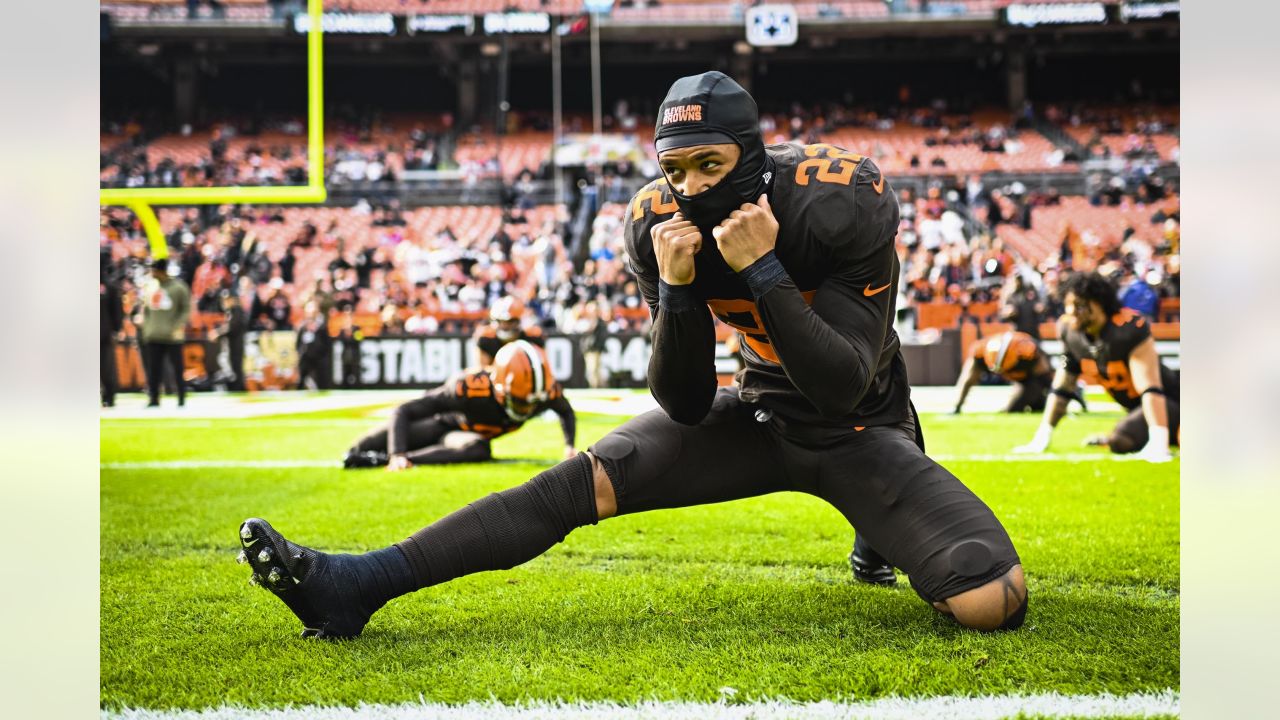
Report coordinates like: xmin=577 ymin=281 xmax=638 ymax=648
xmin=101 ymin=96 xmax=1180 ymax=371
xmin=102 ymin=101 xmax=1109 ymax=189
xmin=101 ymin=1 xmax=989 ymax=23
xmin=99 ymin=197 xmax=648 ymax=351
xmin=100 ymin=112 xmax=450 ymax=189
xmin=893 ymin=172 xmax=1180 ymax=336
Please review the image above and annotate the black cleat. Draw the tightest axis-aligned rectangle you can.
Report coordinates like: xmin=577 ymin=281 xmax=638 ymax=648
xmin=237 ymin=518 xmax=379 ymax=639
xmin=343 ymin=449 xmax=389 ymax=469
xmin=849 ymin=542 xmax=897 ymax=587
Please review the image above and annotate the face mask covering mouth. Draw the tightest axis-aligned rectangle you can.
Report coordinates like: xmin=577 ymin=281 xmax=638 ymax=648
xmin=667 ymin=162 xmax=753 ymax=231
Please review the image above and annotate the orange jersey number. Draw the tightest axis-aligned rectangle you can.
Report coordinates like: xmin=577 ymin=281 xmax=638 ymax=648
xmin=795 ymin=144 xmax=864 ymax=187
xmin=1080 ymin=358 xmax=1139 ymax=400
xmin=706 ymin=291 xmax=816 ymax=364
xmin=631 ymin=179 xmax=680 ymax=220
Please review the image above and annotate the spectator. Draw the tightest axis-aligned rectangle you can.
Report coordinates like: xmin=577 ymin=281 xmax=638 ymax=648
xmin=257 ymin=278 xmax=293 ymax=330
xmin=334 ymin=311 xmax=364 ymax=387
xmin=216 ymin=290 xmax=248 ymax=391
xmin=576 ymin=301 xmax=611 ymax=389
xmin=999 ymin=274 xmax=1046 ymax=340
xmin=101 ymin=265 xmax=124 ymax=408
xmin=137 ymin=257 xmax=191 ymax=408
xmin=1119 ymin=264 xmax=1160 ymax=320
xmin=295 ymin=301 xmax=332 ymax=390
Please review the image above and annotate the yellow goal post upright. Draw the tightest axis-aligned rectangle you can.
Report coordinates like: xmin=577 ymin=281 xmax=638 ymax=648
xmin=99 ymin=0 xmax=327 ymax=259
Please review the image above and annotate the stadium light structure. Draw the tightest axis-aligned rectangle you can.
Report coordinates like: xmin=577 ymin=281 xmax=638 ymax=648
xmin=99 ymin=0 xmax=326 ymax=259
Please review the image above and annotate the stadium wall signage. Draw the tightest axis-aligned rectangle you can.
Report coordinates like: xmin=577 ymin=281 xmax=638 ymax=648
xmin=111 ymin=334 xmax=1179 ymax=392
xmin=482 ymin=12 xmax=552 ymax=34
xmin=292 ymin=11 xmax=397 ymax=35
xmin=1120 ymin=2 xmax=1179 ymax=22
xmin=335 ymin=333 xmax=741 ymax=389
xmin=406 ymin=14 xmax=475 ymax=35
xmin=1000 ymin=2 xmax=1107 ymax=27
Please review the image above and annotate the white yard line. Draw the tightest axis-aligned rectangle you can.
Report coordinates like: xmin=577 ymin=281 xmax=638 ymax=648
xmin=101 ymin=452 xmax=1165 ymax=470
xmin=102 ymin=460 xmax=337 ymax=469
xmin=103 ymin=690 xmax=1179 ymax=720
xmin=101 ymin=387 xmax=1122 ymax=420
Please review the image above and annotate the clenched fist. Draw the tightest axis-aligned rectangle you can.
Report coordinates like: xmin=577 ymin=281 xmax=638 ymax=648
xmin=652 ymin=212 xmax=703 ymax=286
xmin=712 ymin=194 xmax=779 ymax=272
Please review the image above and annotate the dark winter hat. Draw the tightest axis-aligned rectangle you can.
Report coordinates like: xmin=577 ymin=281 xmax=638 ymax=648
xmin=654 ymin=71 xmax=760 ymax=153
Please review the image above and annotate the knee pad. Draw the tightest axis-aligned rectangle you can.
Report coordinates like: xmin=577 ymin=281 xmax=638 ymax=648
xmin=997 ymin=590 xmax=1029 ymax=631
xmin=910 ymin=539 xmax=1011 ymax=606
xmin=589 ymin=417 xmax=684 ymax=514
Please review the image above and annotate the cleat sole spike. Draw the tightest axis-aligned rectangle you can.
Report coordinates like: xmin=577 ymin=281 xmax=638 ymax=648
xmin=236 ymin=550 xmax=248 ymax=565
xmin=257 ymin=547 xmax=273 ymax=564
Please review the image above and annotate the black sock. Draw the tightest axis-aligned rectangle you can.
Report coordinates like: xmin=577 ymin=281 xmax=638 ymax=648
xmin=339 ymin=545 xmax=417 ymax=609
xmin=395 ymin=453 xmax=598 ymax=589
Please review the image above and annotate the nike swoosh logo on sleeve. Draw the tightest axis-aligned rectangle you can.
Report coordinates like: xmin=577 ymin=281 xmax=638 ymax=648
xmin=863 ymin=283 xmax=891 ymax=297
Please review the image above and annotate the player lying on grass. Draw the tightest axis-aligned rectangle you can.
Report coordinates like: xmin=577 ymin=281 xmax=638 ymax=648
xmin=238 ymin=71 xmax=1027 ymax=639
xmin=1013 ymin=271 xmax=1178 ymax=462
xmin=343 ymin=341 xmax=576 ymax=470
xmin=952 ymin=330 xmax=1087 ymax=414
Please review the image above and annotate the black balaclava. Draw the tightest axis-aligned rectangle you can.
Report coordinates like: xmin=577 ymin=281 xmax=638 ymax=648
xmin=654 ymin=71 xmax=774 ymax=233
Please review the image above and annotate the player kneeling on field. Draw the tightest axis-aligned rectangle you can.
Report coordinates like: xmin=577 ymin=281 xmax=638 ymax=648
xmin=952 ymin=330 xmax=1087 ymax=414
xmin=343 ymin=340 xmax=577 ymax=471
xmin=239 ymin=71 xmax=1026 ymax=639
xmin=1013 ymin=271 xmax=1179 ymax=462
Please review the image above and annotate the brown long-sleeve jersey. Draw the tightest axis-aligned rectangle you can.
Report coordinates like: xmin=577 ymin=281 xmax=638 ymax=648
xmin=624 ymin=142 xmax=911 ymax=428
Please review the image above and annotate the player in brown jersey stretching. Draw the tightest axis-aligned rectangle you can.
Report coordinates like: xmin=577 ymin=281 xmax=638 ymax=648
xmin=237 ymin=72 xmax=1026 ymax=639
xmin=1013 ymin=271 xmax=1178 ymax=462
xmin=952 ymin=330 xmax=1085 ymax=414
xmin=472 ymin=295 xmax=545 ymax=369
xmin=343 ymin=341 xmax=576 ymax=470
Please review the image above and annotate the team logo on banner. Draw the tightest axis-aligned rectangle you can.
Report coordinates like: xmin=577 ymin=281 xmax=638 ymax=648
xmin=746 ymin=4 xmax=798 ymax=47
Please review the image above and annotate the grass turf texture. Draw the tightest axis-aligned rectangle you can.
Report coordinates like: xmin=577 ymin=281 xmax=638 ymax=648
xmin=101 ymin=396 xmax=1178 ymax=711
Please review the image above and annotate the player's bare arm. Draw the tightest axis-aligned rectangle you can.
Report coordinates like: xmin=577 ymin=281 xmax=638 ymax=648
xmin=953 ymin=356 xmax=984 ymax=414
xmin=1128 ymin=335 xmax=1172 ymax=462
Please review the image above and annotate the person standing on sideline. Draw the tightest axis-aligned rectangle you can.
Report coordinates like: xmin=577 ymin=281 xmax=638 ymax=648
xmin=215 ymin=290 xmax=248 ymax=391
xmin=138 ymin=257 xmax=191 ymax=407
xmin=296 ymin=301 xmax=333 ymax=390
xmin=100 ymin=266 xmax=124 ymax=407
xmin=578 ymin=300 xmax=611 ymax=389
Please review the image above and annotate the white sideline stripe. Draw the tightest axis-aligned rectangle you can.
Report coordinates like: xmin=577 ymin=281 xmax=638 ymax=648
xmin=101 ymin=452 xmax=1162 ymax=470
xmin=932 ymin=452 xmax=1156 ymax=463
xmin=103 ymin=690 xmax=1179 ymax=720
xmin=102 ymin=460 xmax=336 ymax=469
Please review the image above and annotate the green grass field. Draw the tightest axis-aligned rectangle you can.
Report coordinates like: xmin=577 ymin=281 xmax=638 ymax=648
xmin=100 ymin=395 xmax=1178 ymax=715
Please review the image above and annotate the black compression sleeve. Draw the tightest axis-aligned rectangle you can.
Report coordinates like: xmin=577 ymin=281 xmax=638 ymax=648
xmin=647 ymin=282 xmax=717 ymax=425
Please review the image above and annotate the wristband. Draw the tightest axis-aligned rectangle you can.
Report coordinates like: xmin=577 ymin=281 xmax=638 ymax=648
xmin=738 ymin=251 xmax=787 ymax=299
xmin=658 ymin=280 xmax=699 ymax=313
xmin=1140 ymin=387 xmax=1165 ymax=397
